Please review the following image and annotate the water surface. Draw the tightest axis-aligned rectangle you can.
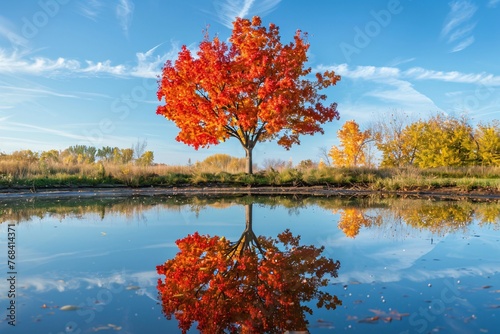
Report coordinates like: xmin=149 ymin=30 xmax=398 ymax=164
xmin=1 ymin=195 xmax=499 ymax=333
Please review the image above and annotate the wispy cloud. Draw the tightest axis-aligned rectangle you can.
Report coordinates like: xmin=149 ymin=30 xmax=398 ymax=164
xmin=0 ymin=85 xmax=79 ymax=98
xmin=387 ymin=57 xmax=415 ymax=67
xmin=365 ymin=79 xmax=443 ymax=115
xmin=80 ymin=59 xmax=126 ymax=75
xmin=4 ymin=122 xmax=146 ymax=150
xmin=441 ymin=1 xmax=477 ymax=52
xmin=0 ymin=16 xmax=29 ymax=48
xmin=130 ymin=42 xmax=179 ymax=78
xmin=319 ymin=64 xmax=442 ymax=115
xmin=213 ymin=0 xmax=281 ymax=28
xmin=77 ymin=0 xmax=134 ymax=36
xmin=320 ymin=63 xmax=500 ymax=120
xmin=2 ymin=122 xmax=93 ymax=141
xmin=0 ymin=42 xmax=181 ymax=78
xmin=450 ymin=36 xmax=475 ymax=52
xmin=0 ymin=49 xmax=80 ymax=75
xmin=0 ymin=79 xmax=82 ymax=111
xmin=0 ymin=49 xmax=123 ymax=76
xmin=403 ymin=67 xmax=500 ymax=85
xmin=77 ymin=0 xmax=105 ymax=21
xmin=116 ymin=0 xmax=134 ymax=36
xmin=0 ymin=136 xmax=46 ymax=146
xmin=366 ymin=80 xmax=439 ymax=107
xmin=325 ymin=64 xmax=400 ymax=81
xmin=321 ymin=63 xmax=500 ymax=86
xmin=488 ymin=0 xmax=500 ymax=7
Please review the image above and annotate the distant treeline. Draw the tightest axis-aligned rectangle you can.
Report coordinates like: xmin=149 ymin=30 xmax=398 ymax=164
xmin=0 ymin=144 xmax=154 ymax=166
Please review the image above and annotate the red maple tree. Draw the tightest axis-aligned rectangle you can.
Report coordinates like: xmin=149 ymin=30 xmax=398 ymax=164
xmin=156 ymin=16 xmax=340 ymax=173
xmin=156 ymin=204 xmax=341 ymax=333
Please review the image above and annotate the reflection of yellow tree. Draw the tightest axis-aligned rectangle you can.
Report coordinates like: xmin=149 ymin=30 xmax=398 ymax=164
xmin=470 ymin=204 xmax=500 ymax=228
xmin=399 ymin=202 xmax=474 ymax=235
xmin=156 ymin=204 xmax=342 ymax=333
xmin=335 ymin=208 xmax=381 ymax=238
xmin=332 ymin=201 xmax=499 ymax=237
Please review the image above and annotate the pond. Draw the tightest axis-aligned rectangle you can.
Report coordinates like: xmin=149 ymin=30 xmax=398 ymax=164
xmin=1 ymin=194 xmax=500 ymax=333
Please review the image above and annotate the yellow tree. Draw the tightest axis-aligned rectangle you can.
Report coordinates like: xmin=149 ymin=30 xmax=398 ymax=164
xmin=475 ymin=122 xmax=500 ymax=166
xmin=373 ymin=111 xmax=419 ymax=167
xmin=39 ymin=150 xmax=60 ymax=164
xmin=329 ymin=120 xmax=371 ymax=167
xmin=195 ymin=153 xmax=244 ymax=172
xmin=411 ymin=114 xmax=476 ymax=168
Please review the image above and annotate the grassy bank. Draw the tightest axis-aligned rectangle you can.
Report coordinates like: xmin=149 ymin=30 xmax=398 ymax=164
xmin=1 ymin=159 xmax=500 ymax=193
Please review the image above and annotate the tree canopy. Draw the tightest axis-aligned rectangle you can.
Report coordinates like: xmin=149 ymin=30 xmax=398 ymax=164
xmin=156 ymin=16 xmax=340 ymax=173
xmin=329 ymin=120 xmax=371 ymax=167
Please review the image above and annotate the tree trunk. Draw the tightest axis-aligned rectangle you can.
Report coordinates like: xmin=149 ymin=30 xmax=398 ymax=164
xmin=245 ymin=203 xmax=252 ymax=232
xmin=245 ymin=147 xmax=253 ymax=174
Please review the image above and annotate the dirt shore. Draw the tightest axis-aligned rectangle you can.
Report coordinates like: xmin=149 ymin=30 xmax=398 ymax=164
xmin=1 ymin=185 xmax=499 ymax=201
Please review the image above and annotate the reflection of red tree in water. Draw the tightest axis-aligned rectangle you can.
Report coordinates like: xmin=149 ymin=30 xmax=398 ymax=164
xmin=156 ymin=204 xmax=341 ymax=333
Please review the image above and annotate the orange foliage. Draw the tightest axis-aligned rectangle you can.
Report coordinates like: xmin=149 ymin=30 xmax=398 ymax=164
xmin=156 ymin=227 xmax=341 ymax=333
xmin=156 ymin=16 xmax=340 ymax=173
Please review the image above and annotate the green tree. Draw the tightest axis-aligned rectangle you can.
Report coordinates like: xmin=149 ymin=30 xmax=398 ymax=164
xmin=65 ymin=145 xmax=96 ymax=164
xmin=97 ymin=146 xmax=115 ymax=162
xmin=112 ymin=147 xmax=122 ymax=164
xmin=113 ymin=147 xmax=134 ymax=164
xmin=121 ymin=148 xmax=134 ymax=164
xmin=136 ymin=151 xmax=154 ymax=166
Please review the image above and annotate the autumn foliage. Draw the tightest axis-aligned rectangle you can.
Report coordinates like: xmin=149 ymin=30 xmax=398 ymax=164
xmin=329 ymin=120 xmax=371 ymax=167
xmin=373 ymin=114 xmax=500 ymax=168
xmin=335 ymin=208 xmax=379 ymax=238
xmin=157 ymin=16 xmax=340 ymax=173
xmin=156 ymin=209 xmax=341 ymax=333
xmin=332 ymin=200 xmax=492 ymax=237
xmin=326 ymin=114 xmax=500 ymax=168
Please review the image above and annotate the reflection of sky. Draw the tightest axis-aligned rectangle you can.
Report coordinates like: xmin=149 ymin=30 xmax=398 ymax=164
xmin=0 ymin=200 xmax=499 ymax=333
xmin=0 ymin=270 xmax=157 ymax=294
xmin=321 ymin=217 xmax=500 ymax=286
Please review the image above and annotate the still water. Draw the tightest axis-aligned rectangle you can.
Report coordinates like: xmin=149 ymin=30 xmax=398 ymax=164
xmin=0 ymin=195 xmax=499 ymax=333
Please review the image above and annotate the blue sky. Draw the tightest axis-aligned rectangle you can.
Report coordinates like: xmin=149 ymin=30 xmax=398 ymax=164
xmin=0 ymin=0 xmax=499 ymax=166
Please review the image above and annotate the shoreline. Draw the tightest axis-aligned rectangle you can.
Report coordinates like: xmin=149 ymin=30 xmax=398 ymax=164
xmin=1 ymin=185 xmax=500 ymax=201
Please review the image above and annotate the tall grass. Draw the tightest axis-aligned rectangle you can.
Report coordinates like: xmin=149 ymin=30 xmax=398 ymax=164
xmin=1 ymin=157 xmax=500 ymax=191
xmin=0 ymin=160 xmax=193 ymax=188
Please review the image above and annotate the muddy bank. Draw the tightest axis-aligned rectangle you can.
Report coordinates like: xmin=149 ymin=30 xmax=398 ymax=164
xmin=1 ymin=185 xmax=499 ymax=201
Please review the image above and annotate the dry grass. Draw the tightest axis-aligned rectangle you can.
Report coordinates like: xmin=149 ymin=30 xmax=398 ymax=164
xmin=2 ymin=156 xmax=500 ymax=191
